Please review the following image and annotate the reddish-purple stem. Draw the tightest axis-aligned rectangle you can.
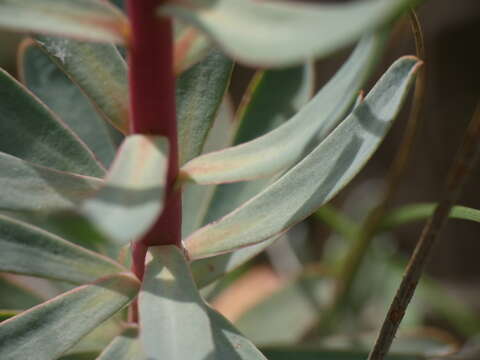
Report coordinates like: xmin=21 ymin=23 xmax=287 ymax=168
xmin=127 ymin=0 xmax=182 ymax=284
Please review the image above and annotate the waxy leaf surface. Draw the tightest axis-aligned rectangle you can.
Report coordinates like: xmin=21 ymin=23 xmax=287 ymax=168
xmin=97 ymin=326 xmax=147 ymax=360
xmin=0 ymin=152 xmax=101 ymax=212
xmin=0 ymin=69 xmax=104 ymax=177
xmin=35 ymin=36 xmax=129 ymax=134
xmin=0 ymin=0 xmax=128 ymax=44
xmin=0 ymin=273 xmax=140 ymax=360
xmin=181 ymin=33 xmax=385 ymax=184
xmin=177 ymin=49 xmax=233 ymax=165
xmin=185 ymin=57 xmax=422 ymax=259
xmin=174 ymin=21 xmax=212 ymax=74
xmin=161 ymin=0 xmax=418 ymax=67
xmin=20 ymin=41 xmax=123 ymax=168
xmin=0 ymin=214 xmax=126 ymax=284
xmin=139 ymin=246 xmax=267 ymax=360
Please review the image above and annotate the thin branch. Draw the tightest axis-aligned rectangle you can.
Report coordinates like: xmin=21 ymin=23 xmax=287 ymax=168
xmin=368 ymin=101 xmax=480 ymax=360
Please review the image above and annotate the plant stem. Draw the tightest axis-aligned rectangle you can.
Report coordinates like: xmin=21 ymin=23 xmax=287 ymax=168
xmin=368 ymin=101 xmax=480 ymax=360
xmin=126 ymin=1 xmax=182 ymax=277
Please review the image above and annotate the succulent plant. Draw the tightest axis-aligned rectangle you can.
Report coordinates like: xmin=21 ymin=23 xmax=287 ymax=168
xmin=0 ymin=0 xmax=426 ymax=359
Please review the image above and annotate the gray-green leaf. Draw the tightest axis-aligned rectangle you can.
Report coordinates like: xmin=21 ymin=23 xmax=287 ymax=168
xmin=0 ymin=273 xmax=140 ymax=360
xmin=185 ymin=57 xmax=422 ymax=259
xmin=139 ymin=245 xmax=267 ymax=360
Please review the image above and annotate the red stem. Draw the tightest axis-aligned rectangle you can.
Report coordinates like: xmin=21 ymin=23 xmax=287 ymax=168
xmin=127 ymin=0 xmax=182 ymax=283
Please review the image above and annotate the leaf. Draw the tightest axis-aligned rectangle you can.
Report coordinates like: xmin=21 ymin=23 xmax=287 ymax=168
xmin=180 ymin=32 xmax=385 ymax=185
xmin=182 ymin=98 xmax=236 ymax=238
xmin=0 ymin=0 xmax=128 ymax=44
xmin=0 ymin=273 xmax=140 ymax=360
xmin=190 ymin=63 xmax=316 ymax=285
xmin=192 ymin=236 xmax=280 ymax=288
xmin=139 ymin=245 xmax=267 ymax=360
xmin=0 ymin=68 xmax=105 ymax=177
xmin=0 ymin=152 xmax=101 ymax=212
xmin=97 ymin=326 xmax=147 ymax=360
xmin=177 ymin=49 xmax=233 ymax=165
xmin=174 ymin=21 xmax=212 ymax=74
xmin=35 ymin=36 xmax=129 ymax=134
xmin=235 ymin=274 xmax=332 ymax=345
xmin=185 ymin=56 xmax=422 ymax=259
xmin=0 ymin=310 xmax=19 ymax=323
xmin=0 ymin=213 xmax=126 ymax=284
xmin=0 ymin=276 xmax=43 ymax=310
xmin=19 ymin=40 xmax=123 ymax=168
xmin=160 ymin=0 xmax=418 ymax=67
xmin=381 ymin=203 xmax=480 ymax=231
xmin=49 ymin=135 xmax=169 ymax=246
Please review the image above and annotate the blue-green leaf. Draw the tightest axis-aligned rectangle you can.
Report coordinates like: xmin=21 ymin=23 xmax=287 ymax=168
xmin=96 ymin=326 xmax=147 ymax=360
xmin=0 ymin=273 xmax=140 ymax=360
xmin=180 ymin=33 xmax=385 ymax=185
xmin=19 ymin=40 xmax=123 ymax=168
xmin=160 ymin=0 xmax=418 ymax=67
xmin=0 ymin=68 xmax=105 ymax=177
xmin=0 ymin=0 xmax=128 ymax=44
xmin=139 ymin=246 xmax=267 ymax=360
xmin=185 ymin=57 xmax=422 ymax=259
xmin=0 ymin=214 xmax=126 ymax=284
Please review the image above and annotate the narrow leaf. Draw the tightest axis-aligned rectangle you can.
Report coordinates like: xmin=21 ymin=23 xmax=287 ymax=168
xmin=0 ymin=68 xmax=105 ymax=177
xmin=0 ymin=273 xmax=140 ymax=360
xmin=97 ymin=326 xmax=147 ymax=360
xmin=382 ymin=203 xmax=480 ymax=230
xmin=0 ymin=214 xmax=126 ymax=284
xmin=0 ymin=0 xmax=128 ymax=44
xmin=0 ymin=276 xmax=43 ymax=310
xmin=180 ymin=33 xmax=385 ymax=184
xmin=174 ymin=21 xmax=212 ymax=74
xmin=35 ymin=36 xmax=129 ymax=134
xmin=177 ymin=49 xmax=233 ymax=165
xmin=160 ymin=0 xmax=417 ymax=67
xmin=139 ymin=246 xmax=267 ymax=360
xmin=0 ymin=152 xmax=101 ymax=212
xmin=185 ymin=57 xmax=422 ymax=259
xmin=19 ymin=40 xmax=123 ymax=168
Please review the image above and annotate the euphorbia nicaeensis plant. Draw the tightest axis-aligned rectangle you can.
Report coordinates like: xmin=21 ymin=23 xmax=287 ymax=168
xmin=0 ymin=0 xmax=424 ymax=359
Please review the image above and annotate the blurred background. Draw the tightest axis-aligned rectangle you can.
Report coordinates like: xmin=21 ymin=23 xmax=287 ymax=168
xmin=1 ymin=0 xmax=480 ymax=357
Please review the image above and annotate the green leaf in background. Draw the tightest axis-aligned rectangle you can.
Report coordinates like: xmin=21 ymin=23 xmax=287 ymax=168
xmin=174 ymin=21 xmax=212 ymax=74
xmin=235 ymin=274 xmax=333 ymax=345
xmin=180 ymin=32 xmax=385 ymax=185
xmin=185 ymin=57 xmax=422 ymax=259
xmin=0 ymin=68 xmax=105 ymax=177
xmin=19 ymin=40 xmax=123 ymax=168
xmin=0 ymin=152 xmax=101 ymax=212
xmin=0 ymin=214 xmax=126 ymax=284
xmin=0 ymin=273 xmax=140 ymax=360
xmin=160 ymin=0 xmax=417 ymax=67
xmin=77 ymin=135 xmax=169 ymax=245
xmin=139 ymin=246 xmax=267 ymax=360
xmin=177 ymin=49 xmax=233 ymax=165
xmin=381 ymin=203 xmax=480 ymax=230
xmin=0 ymin=0 xmax=128 ymax=44
xmin=0 ymin=310 xmax=19 ymax=323
xmin=34 ymin=36 xmax=129 ymax=134
xmin=0 ymin=276 xmax=43 ymax=310
xmin=97 ymin=326 xmax=147 ymax=360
